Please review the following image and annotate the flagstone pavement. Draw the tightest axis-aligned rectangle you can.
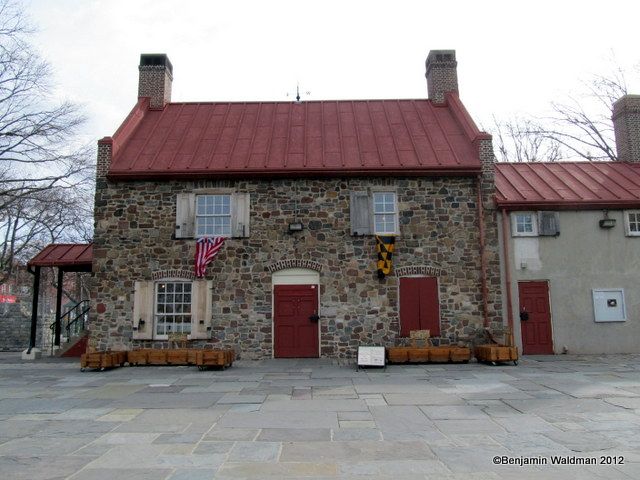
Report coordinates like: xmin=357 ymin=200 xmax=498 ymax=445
xmin=1 ymin=353 xmax=640 ymax=479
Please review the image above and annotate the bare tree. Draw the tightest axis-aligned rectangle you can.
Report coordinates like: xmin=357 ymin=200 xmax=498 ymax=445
xmin=0 ymin=0 xmax=94 ymax=284
xmin=490 ymin=57 xmax=633 ymax=162
xmin=492 ymin=116 xmax=563 ymax=163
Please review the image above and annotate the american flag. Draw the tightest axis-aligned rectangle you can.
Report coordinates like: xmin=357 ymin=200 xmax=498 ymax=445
xmin=194 ymin=237 xmax=225 ymax=278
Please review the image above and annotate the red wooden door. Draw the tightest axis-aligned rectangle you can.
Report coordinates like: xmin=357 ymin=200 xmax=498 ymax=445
xmin=274 ymin=285 xmax=319 ymax=358
xmin=399 ymin=277 xmax=440 ymax=337
xmin=518 ymin=281 xmax=553 ymax=354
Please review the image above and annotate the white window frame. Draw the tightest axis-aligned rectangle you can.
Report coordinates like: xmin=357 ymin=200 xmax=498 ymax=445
xmin=624 ymin=210 xmax=640 ymax=237
xmin=154 ymin=280 xmax=193 ymax=339
xmin=195 ymin=194 xmax=232 ymax=238
xmin=511 ymin=212 xmax=538 ymax=237
xmin=372 ymin=191 xmax=399 ymax=235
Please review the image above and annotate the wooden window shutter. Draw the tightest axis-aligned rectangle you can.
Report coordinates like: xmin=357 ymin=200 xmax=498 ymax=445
xmin=175 ymin=193 xmax=195 ymax=238
xmin=232 ymin=193 xmax=250 ymax=238
xmin=190 ymin=279 xmax=212 ymax=339
xmin=132 ymin=280 xmax=154 ymax=340
xmin=350 ymin=191 xmax=372 ymax=236
xmin=538 ymin=211 xmax=560 ymax=236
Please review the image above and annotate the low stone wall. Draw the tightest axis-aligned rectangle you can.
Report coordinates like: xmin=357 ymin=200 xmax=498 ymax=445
xmin=0 ymin=303 xmax=39 ymax=351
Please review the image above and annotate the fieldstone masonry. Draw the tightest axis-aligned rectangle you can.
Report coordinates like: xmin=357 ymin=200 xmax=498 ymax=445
xmin=91 ymin=175 xmax=503 ymax=358
xmin=0 ymin=303 xmax=41 ymax=351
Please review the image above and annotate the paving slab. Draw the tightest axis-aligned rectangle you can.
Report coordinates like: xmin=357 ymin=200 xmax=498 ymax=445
xmin=332 ymin=428 xmax=382 ymax=441
xmin=216 ymin=410 xmax=340 ymax=429
xmin=2 ymin=354 xmax=640 ymax=479
xmin=256 ymin=428 xmax=331 ymax=441
xmin=215 ymin=461 xmax=338 ymax=478
xmin=203 ymin=427 xmax=260 ymax=441
xmin=280 ymin=440 xmax=435 ymax=462
xmin=420 ymin=405 xmax=487 ymax=419
xmin=228 ymin=441 xmax=281 ymax=462
xmin=0 ymin=455 xmax=96 ymax=480
xmin=542 ymin=430 xmax=621 ymax=453
xmin=193 ymin=441 xmax=235 ymax=454
xmin=260 ymin=398 xmax=367 ymax=411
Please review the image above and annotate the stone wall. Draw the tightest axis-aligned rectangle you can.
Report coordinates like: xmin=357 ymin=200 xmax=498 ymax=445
xmin=91 ymin=176 xmax=503 ymax=358
xmin=0 ymin=303 xmax=39 ymax=351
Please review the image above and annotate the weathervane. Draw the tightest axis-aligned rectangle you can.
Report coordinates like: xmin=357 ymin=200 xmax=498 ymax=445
xmin=286 ymin=83 xmax=311 ymax=102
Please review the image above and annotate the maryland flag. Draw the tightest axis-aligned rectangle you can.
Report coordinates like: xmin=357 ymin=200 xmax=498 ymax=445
xmin=375 ymin=235 xmax=396 ymax=279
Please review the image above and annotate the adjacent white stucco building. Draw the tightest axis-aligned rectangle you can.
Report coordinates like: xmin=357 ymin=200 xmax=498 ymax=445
xmin=495 ymin=95 xmax=640 ymax=354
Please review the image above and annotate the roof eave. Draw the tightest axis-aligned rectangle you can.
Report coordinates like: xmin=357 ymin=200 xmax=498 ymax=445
xmin=106 ymin=165 xmax=483 ymax=181
xmin=496 ymin=199 xmax=640 ymax=211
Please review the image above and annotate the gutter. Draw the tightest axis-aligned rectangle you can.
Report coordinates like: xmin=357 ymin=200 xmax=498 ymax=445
xmin=476 ymin=176 xmax=489 ymax=327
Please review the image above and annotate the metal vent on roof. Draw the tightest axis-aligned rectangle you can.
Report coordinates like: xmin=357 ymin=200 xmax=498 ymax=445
xmin=139 ymin=54 xmax=173 ymax=74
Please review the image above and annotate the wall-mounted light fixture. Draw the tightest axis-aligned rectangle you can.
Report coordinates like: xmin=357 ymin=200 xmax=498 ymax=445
xmin=599 ymin=210 xmax=616 ymax=229
xmin=288 ymin=222 xmax=304 ymax=233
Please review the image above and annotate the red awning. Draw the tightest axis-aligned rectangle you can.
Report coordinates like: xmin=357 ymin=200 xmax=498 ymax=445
xmin=27 ymin=243 xmax=93 ymax=271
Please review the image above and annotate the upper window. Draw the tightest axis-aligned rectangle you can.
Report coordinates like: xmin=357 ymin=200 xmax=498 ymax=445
xmin=625 ymin=211 xmax=640 ymax=237
xmin=176 ymin=192 xmax=250 ymax=239
xmin=196 ymin=195 xmax=231 ymax=237
xmin=512 ymin=212 xmax=538 ymax=237
xmin=155 ymin=281 xmax=192 ymax=337
xmin=373 ymin=192 xmax=398 ymax=235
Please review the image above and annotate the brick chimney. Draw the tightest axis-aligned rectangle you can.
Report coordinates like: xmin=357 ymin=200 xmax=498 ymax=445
xmin=612 ymin=95 xmax=640 ymax=162
xmin=425 ymin=50 xmax=458 ymax=104
xmin=138 ymin=53 xmax=173 ymax=109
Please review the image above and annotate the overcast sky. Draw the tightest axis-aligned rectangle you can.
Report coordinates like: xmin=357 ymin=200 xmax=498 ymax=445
xmin=25 ymin=0 xmax=640 ymax=146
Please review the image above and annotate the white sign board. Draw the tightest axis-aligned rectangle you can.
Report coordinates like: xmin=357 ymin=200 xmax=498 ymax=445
xmin=357 ymin=346 xmax=386 ymax=367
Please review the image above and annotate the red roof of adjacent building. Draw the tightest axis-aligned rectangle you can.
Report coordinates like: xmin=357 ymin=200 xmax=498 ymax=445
xmin=495 ymin=162 xmax=640 ymax=209
xmin=104 ymin=93 xmax=489 ymax=180
xmin=27 ymin=244 xmax=93 ymax=270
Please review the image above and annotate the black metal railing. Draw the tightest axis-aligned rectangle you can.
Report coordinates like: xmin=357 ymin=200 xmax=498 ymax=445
xmin=49 ymin=300 xmax=90 ymax=353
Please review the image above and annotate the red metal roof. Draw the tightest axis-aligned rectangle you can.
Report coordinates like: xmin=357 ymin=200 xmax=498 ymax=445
xmin=495 ymin=162 xmax=640 ymax=209
xmin=105 ymin=94 xmax=486 ymax=179
xmin=28 ymin=244 xmax=93 ymax=270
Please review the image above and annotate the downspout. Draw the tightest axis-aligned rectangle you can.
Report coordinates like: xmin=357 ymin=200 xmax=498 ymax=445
xmin=501 ymin=208 xmax=515 ymax=332
xmin=476 ymin=176 xmax=489 ymax=327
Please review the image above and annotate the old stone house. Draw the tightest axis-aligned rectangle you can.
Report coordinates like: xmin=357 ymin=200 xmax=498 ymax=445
xmin=91 ymin=50 xmax=503 ymax=359
xmin=495 ymin=95 xmax=640 ymax=354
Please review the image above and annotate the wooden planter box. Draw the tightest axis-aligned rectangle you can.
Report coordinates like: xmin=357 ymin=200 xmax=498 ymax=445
xmin=187 ymin=349 xmax=199 ymax=365
xmin=80 ymin=351 xmax=124 ymax=371
xmin=166 ymin=349 xmax=189 ymax=365
xmin=147 ymin=350 xmax=168 ymax=365
xmin=386 ymin=347 xmax=409 ymax=363
xmin=113 ymin=351 xmax=127 ymax=366
xmin=429 ymin=347 xmax=451 ymax=363
xmin=450 ymin=347 xmax=472 ymax=363
xmin=127 ymin=349 xmax=149 ymax=366
xmin=195 ymin=349 xmax=234 ymax=369
xmin=475 ymin=344 xmax=519 ymax=365
xmin=408 ymin=348 xmax=430 ymax=363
